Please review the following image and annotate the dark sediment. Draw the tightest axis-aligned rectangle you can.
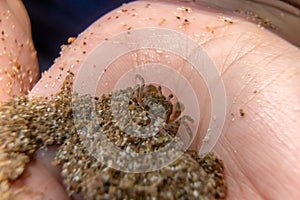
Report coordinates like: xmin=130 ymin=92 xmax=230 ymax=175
xmin=0 ymin=73 xmax=227 ymax=199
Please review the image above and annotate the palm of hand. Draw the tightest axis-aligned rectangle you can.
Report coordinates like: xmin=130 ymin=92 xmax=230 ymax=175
xmin=1 ymin=1 xmax=299 ymax=200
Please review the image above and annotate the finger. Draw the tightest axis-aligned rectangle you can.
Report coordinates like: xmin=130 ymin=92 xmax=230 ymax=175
xmin=11 ymin=159 xmax=67 ymax=200
xmin=0 ymin=0 xmax=69 ymax=199
xmin=0 ymin=0 xmax=39 ymax=102
xmin=25 ymin=0 xmax=300 ymax=199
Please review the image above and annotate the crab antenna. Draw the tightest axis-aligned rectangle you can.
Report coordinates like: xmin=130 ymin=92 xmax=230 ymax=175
xmin=157 ymin=86 xmax=163 ymax=96
xmin=135 ymin=74 xmax=145 ymax=103
xmin=135 ymin=74 xmax=145 ymax=86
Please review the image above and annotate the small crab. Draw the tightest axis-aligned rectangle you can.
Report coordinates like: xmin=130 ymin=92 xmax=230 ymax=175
xmin=128 ymin=74 xmax=194 ymax=139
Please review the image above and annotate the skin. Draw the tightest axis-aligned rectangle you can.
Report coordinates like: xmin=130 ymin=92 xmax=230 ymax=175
xmin=0 ymin=0 xmax=39 ymax=101
xmin=1 ymin=0 xmax=300 ymax=199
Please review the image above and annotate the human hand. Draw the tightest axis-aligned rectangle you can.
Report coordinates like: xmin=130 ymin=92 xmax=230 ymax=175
xmin=2 ymin=0 xmax=300 ymax=199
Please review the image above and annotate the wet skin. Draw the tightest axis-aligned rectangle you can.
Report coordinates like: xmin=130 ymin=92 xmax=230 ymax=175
xmin=1 ymin=0 xmax=300 ymax=199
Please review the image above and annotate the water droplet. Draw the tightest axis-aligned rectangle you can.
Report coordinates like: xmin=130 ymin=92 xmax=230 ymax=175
xmin=156 ymin=49 xmax=163 ymax=54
